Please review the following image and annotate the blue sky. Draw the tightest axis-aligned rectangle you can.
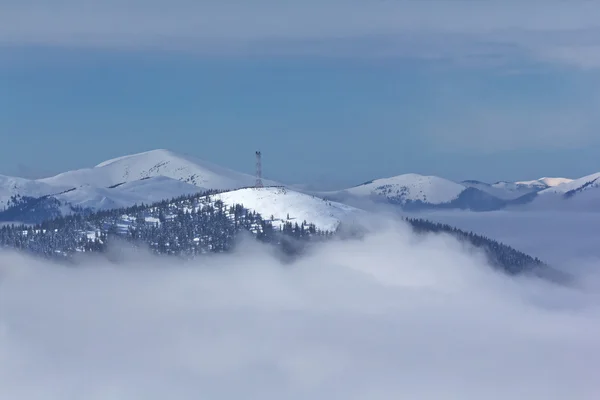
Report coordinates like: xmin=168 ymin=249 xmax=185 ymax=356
xmin=2 ymin=1 xmax=600 ymax=188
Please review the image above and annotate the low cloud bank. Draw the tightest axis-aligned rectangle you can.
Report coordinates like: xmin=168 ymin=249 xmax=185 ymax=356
xmin=0 ymin=220 xmax=598 ymax=399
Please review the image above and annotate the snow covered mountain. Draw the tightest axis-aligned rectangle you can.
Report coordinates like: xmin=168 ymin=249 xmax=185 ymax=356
xmin=514 ymin=177 xmax=573 ymax=189
xmin=461 ymin=177 xmax=573 ymax=201
xmin=538 ymin=173 xmax=600 ymax=195
xmin=460 ymin=180 xmax=532 ymax=201
xmin=0 ymin=174 xmax=69 ymax=209
xmin=0 ymin=150 xmax=364 ymax=230
xmin=1 ymin=170 xmax=362 ymax=230
xmin=2 ymin=148 xmax=599 ymax=219
xmin=346 ymin=174 xmax=465 ymax=205
xmin=54 ymin=176 xmax=204 ymax=211
xmin=1 ymin=149 xmax=280 ymax=218
xmin=212 ymin=187 xmax=362 ymax=231
xmin=320 ymin=174 xmax=505 ymax=212
xmin=40 ymin=149 xmax=277 ymax=190
xmin=521 ymin=172 xmax=600 ymax=211
xmin=313 ymin=173 xmax=587 ymax=212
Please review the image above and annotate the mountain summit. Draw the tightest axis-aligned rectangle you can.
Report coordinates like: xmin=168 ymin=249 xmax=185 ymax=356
xmin=0 ymin=149 xmax=278 ymax=214
xmin=40 ymin=149 xmax=276 ymax=190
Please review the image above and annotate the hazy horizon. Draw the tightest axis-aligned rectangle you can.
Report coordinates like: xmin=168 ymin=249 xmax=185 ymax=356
xmin=3 ymin=1 xmax=600 ymax=185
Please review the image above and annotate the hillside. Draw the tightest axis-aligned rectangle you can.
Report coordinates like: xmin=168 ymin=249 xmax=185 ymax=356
xmin=515 ymin=177 xmax=573 ymax=188
xmin=0 ymin=189 xmax=552 ymax=277
xmin=345 ymin=174 xmax=465 ymax=205
xmin=39 ymin=149 xmax=278 ymax=190
xmin=320 ymin=174 xmax=504 ymax=211
xmin=0 ymin=149 xmax=282 ymax=221
xmin=0 ymin=183 xmax=363 ymax=230
xmin=315 ymin=174 xmax=585 ymax=212
xmin=212 ymin=187 xmax=362 ymax=231
xmin=55 ymin=176 xmax=204 ymax=210
xmin=468 ymin=177 xmax=573 ymax=200
xmin=462 ymin=180 xmax=537 ymax=201
xmin=521 ymin=172 xmax=600 ymax=211
xmin=0 ymin=190 xmax=330 ymax=259
xmin=0 ymin=175 xmax=69 ymax=209
xmin=538 ymin=172 xmax=600 ymax=195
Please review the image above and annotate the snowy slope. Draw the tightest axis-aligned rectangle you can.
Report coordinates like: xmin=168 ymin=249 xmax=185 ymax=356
xmin=211 ymin=187 xmax=363 ymax=231
xmin=517 ymin=172 xmax=600 ymax=211
xmin=461 ymin=177 xmax=573 ymax=201
xmin=538 ymin=172 xmax=600 ymax=195
xmin=1 ymin=149 xmax=284 ymax=221
xmin=0 ymin=175 xmax=70 ymax=209
xmin=515 ymin=177 xmax=573 ymax=188
xmin=39 ymin=149 xmax=277 ymax=190
xmin=344 ymin=174 xmax=465 ymax=205
xmin=55 ymin=176 xmax=204 ymax=211
xmin=462 ymin=180 xmax=532 ymax=201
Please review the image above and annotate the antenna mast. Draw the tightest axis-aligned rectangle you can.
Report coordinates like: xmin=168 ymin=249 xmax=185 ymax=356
xmin=255 ymin=151 xmax=263 ymax=188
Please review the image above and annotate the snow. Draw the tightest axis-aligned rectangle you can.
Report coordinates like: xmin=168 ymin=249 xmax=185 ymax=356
xmin=39 ymin=149 xmax=278 ymax=190
xmin=345 ymin=174 xmax=465 ymax=204
xmin=0 ymin=174 xmax=69 ymax=209
xmin=211 ymin=187 xmax=363 ymax=231
xmin=1 ymin=149 xmax=280 ymax=216
xmin=457 ymin=177 xmax=574 ymax=203
xmin=3 ymin=148 xmax=600 ymax=220
xmin=514 ymin=177 xmax=573 ymax=188
xmin=508 ymin=172 xmax=600 ymax=212
xmin=493 ymin=181 xmax=536 ymax=191
xmin=55 ymin=176 xmax=204 ymax=211
xmin=462 ymin=180 xmax=531 ymax=201
xmin=539 ymin=172 xmax=600 ymax=195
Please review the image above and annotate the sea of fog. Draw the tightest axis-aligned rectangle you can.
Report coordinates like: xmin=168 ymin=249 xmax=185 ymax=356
xmin=421 ymin=210 xmax=600 ymax=266
xmin=1 ymin=215 xmax=599 ymax=399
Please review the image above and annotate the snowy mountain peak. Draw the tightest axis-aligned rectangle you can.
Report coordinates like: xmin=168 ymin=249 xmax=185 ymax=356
xmin=0 ymin=174 xmax=67 ymax=209
xmin=515 ymin=177 xmax=573 ymax=188
xmin=521 ymin=172 xmax=600 ymax=211
xmin=346 ymin=173 xmax=464 ymax=205
xmin=40 ymin=149 xmax=277 ymax=191
xmin=1 ymin=149 xmax=282 ymax=213
xmin=212 ymin=187 xmax=363 ymax=231
xmin=94 ymin=149 xmax=176 ymax=168
xmin=539 ymin=172 xmax=600 ymax=195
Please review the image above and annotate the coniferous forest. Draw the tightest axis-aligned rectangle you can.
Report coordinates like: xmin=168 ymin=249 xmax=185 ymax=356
xmin=0 ymin=190 xmax=329 ymax=260
xmin=0 ymin=189 xmax=553 ymax=277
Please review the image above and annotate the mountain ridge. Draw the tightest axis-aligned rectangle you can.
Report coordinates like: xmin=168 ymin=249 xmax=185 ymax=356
xmin=318 ymin=172 xmax=597 ymax=212
xmin=40 ymin=149 xmax=279 ymax=190
xmin=1 ymin=149 xmax=599 ymax=217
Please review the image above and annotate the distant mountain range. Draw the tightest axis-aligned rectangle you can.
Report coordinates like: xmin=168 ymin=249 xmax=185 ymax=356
xmin=1 ymin=149 xmax=599 ymax=226
xmin=318 ymin=173 xmax=600 ymax=212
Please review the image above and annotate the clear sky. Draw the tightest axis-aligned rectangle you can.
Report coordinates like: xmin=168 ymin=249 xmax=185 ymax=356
xmin=2 ymin=1 xmax=600 ymax=188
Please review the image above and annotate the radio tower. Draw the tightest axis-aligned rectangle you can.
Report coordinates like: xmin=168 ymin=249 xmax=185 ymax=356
xmin=255 ymin=151 xmax=263 ymax=188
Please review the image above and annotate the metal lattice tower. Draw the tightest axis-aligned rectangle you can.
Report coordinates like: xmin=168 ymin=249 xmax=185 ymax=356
xmin=255 ymin=151 xmax=263 ymax=188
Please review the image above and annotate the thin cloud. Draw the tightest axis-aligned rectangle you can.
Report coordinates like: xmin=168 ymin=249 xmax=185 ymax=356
xmin=2 ymin=1 xmax=600 ymax=68
xmin=0 ymin=217 xmax=598 ymax=399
